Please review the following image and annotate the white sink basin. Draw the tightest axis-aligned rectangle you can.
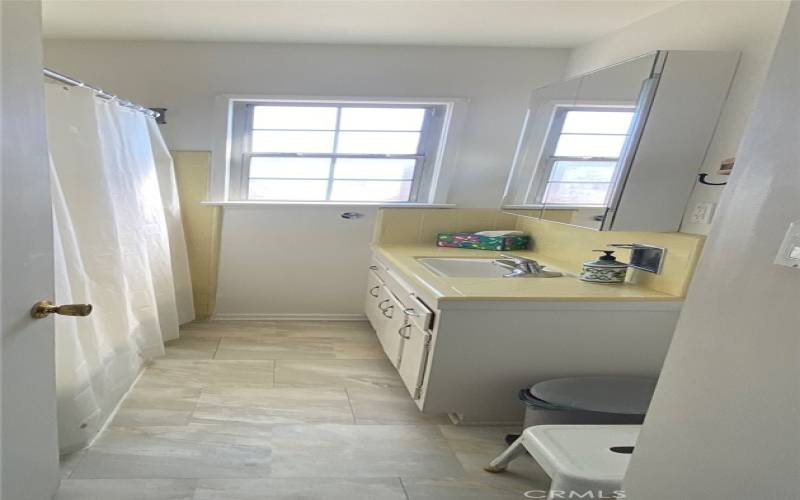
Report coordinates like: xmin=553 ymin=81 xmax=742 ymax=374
xmin=417 ymin=257 xmax=511 ymax=278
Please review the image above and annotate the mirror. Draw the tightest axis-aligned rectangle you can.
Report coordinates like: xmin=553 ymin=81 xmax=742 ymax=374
xmin=502 ymin=50 xmax=738 ymax=232
xmin=503 ymin=53 xmax=657 ymax=229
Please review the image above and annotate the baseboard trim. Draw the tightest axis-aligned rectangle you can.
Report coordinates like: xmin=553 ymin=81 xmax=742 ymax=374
xmin=211 ymin=313 xmax=367 ymax=321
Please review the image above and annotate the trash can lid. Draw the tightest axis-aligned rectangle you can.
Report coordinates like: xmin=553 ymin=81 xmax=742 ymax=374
xmin=529 ymin=376 xmax=657 ymax=415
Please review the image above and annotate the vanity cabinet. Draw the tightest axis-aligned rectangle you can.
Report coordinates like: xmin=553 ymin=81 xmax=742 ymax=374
xmin=364 ymin=250 xmax=683 ymax=423
xmin=365 ymin=257 xmax=435 ymax=401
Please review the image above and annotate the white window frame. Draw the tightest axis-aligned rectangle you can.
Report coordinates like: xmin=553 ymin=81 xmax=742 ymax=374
xmin=210 ymin=95 xmax=467 ymax=205
xmin=525 ymin=104 xmax=636 ymax=207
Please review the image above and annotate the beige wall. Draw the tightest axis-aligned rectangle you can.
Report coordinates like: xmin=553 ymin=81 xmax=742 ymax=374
xmin=623 ymin=5 xmax=800 ymax=498
xmin=172 ymin=152 xmax=221 ymax=319
xmin=565 ymin=1 xmax=790 ymax=235
xmin=374 ymin=208 xmax=704 ymax=298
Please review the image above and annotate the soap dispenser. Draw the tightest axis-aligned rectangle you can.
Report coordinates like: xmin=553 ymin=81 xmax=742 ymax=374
xmin=580 ymin=250 xmax=628 ymax=283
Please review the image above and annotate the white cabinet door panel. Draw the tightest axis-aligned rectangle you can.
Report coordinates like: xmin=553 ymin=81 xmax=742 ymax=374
xmin=398 ymin=322 xmax=431 ymax=400
xmin=375 ymin=286 xmax=406 ymax=368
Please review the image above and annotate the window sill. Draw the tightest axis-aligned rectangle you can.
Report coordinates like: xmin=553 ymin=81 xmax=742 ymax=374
xmin=201 ymin=201 xmax=457 ymax=208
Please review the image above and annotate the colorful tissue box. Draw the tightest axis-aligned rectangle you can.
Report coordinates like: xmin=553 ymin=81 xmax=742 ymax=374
xmin=436 ymin=232 xmax=530 ymax=251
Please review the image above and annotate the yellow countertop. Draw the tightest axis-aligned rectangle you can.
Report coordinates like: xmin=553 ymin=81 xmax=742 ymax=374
xmin=373 ymin=244 xmax=682 ymax=304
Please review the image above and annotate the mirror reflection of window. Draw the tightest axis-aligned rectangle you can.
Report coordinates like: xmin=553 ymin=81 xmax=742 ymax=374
xmin=536 ymin=108 xmax=635 ymax=206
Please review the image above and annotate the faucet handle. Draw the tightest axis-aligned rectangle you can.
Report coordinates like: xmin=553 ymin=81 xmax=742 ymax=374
xmin=500 ymin=254 xmax=543 ymax=272
xmin=500 ymin=253 xmax=531 ymax=264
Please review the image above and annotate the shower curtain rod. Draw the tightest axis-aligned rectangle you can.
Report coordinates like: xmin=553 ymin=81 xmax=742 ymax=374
xmin=44 ymin=67 xmax=159 ymax=119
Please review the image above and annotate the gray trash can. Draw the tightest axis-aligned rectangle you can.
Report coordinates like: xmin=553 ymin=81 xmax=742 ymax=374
xmin=519 ymin=376 xmax=656 ymax=427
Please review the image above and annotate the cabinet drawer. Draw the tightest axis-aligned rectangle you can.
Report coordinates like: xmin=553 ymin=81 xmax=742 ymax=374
xmin=402 ymin=294 xmax=433 ymax=331
xmin=383 ymin=267 xmax=435 ymax=330
xmin=368 ymin=257 xmax=389 ymax=283
xmin=364 ymin=269 xmax=385 ymax=330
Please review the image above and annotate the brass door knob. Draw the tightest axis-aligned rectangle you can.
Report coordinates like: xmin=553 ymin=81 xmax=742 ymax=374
xmin=31 ymin=300 xmax=93 ymax=319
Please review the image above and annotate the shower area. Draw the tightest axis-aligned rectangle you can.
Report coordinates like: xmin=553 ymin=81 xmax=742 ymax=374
xmin=44 ymin=68 xmax=195 ymax=454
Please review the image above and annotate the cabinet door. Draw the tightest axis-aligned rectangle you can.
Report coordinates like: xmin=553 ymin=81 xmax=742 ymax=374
xmin=398 ymin=322 xmax=432 ymax=400
xmin=375 ymin=286 xmax=406 ymax=368
xmin=364 ymin=269 xmax=384 ymax=330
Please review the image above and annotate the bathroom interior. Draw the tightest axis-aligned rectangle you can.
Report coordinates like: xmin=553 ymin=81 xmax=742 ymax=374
xmin=1 ymin=1 xmax=798 ymax=499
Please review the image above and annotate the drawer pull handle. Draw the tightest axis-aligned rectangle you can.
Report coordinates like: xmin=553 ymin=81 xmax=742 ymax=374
xmin=398 ymin=324 xmax=412 ymax=339
xmin=369 ymin=286 xmax=380 ymax=298
xmin=403 ymin=307 xmax=420 ymax=317
xmin=378 ymin=299 xmax=391 ymax=311
xmin=369 ymin=265 xmax=379 ymax=271
xmin=382 ymin=305 xmax=394 ymax=319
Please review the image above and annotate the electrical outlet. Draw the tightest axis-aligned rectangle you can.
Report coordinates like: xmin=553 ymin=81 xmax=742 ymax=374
xmin=689 ymin=202 xmax=716 ymax=224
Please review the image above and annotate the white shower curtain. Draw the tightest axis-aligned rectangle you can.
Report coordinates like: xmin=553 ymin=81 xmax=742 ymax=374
xmin=46 ymin=83 xmax=194 ymax=452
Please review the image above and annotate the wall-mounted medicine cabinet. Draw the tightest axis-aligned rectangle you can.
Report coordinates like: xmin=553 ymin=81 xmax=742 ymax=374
xmin=502 ymin=50 xmax=739 ymax=231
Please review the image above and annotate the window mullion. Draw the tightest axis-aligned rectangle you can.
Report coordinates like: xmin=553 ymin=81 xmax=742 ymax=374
xmin=325 ymin=107 xmax=342 ymax=201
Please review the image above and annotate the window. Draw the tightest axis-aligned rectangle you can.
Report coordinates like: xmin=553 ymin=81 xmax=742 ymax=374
xmin=532 ymin=107 xmax=635 ymax=206
xmin=228 ymin=101 xmax=448 ymax=202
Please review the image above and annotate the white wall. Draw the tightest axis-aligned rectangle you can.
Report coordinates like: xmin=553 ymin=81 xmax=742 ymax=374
xmin=623 ymin=3 xmax=800 ymax=497
xmin=43 ymin=41 xmax=567 ymax=317
xmin=43 ymin=41 xmax=568 ymax=208
xmin=565 ymin=1 xmax=790 ymax=235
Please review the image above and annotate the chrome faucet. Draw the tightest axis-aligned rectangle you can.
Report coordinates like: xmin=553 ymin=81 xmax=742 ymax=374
xmin=494 ymin=254 xmax=563 ymax=278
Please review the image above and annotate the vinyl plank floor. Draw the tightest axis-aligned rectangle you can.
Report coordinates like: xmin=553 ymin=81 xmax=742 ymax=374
xmin=193 ymin=478 xmax=407 ymax=500
xmin=71 ymin=424 xmax=273 ymax=479
xmin=192 ymin=387 xmax=355 ymax=425
xmin=55 ymin=479 xmax=196 ymax=500
xmin=274 ymin=359 xmax=404 ymax=389
xmin=57 ymin=320 xmax=546 ymax=499
xmin=164 ymin=338 xmax=220 ymax=359
xmin=214 ymin=336 xmax=384 ymax=360
xmin=270 ymin=424 xmax=464 ymax=478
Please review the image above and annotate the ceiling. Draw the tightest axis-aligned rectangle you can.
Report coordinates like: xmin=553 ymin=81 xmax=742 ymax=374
xmin=42 ymin=0 xmax=677 ymax=48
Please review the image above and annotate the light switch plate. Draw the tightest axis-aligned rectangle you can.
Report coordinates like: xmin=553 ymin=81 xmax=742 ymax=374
xmin=689 ymin=202 xmax=716 ymax=224
xmin=775 ymin=221 xmax=800 ymax=269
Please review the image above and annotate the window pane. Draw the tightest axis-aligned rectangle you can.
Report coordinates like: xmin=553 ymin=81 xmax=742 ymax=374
xmin=249 ymin=157 xmax=331 ymax=179
xmin=334 ymin=158 xmax=416 ymax=180
xmin=554 ymin=134 xmax=627 ymax=158
xmin=337 ymin=132 xmax=421 ymax=154
xmin=251 ymin=131 xmax=335 ymax=153
xmin=550 ymin=160 xmax=617 ymax=183
xmin=252 ymin=106 xmax=337 ymax=130
xmin=330 ymin=180 xmax=412 ymax=201
xmin=543 ymin=182 xmax=611 ymax=205
xmin=248 ymin=179 xmax=328 ymax=200
xmin=561 ymin=111 xmax=634 ymax=134
xmin=339 ymin=107 xmax=426 ymax=131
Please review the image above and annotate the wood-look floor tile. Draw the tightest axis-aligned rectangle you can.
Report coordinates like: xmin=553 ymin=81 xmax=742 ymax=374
xmin=274 ymin=359 xmax=403 ymax=389
xmin=192 ymin=387 xmax=354 ymax=425
xmin=347 ymin=386 xmax=451 ymax=425
xmin=71 ymin=424 xmax=273 ymax=479
xmin=137 ymin=360 xmax=274 ymax=390
xmin=163 ymin=338 xmax=220 ymax=359
xmin=55 ymin=479 xmax=196 ymax=500
xmin=194 ymin=478 xmax=407 ymax=500
xmin=214 ymin=336 xmax=384 ymax=360
xmin=270 ymin=424 xmax=464 ymax=478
